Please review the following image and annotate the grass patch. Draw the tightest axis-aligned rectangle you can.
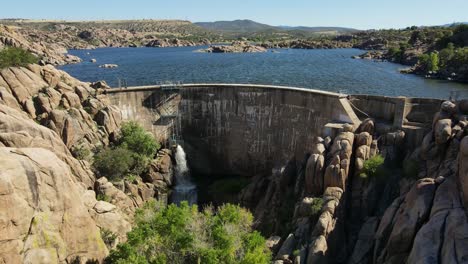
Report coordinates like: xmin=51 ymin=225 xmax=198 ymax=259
xmin=97 ymin=194 xmax=111 ymax=202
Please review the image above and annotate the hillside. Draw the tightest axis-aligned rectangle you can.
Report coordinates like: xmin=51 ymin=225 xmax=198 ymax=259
xmin=195 ymin=19 xmax=359 ymax=39
xmin=278 ymin=25 xmax=358 ymax=33
xmin=195 ymin=19 xmax=277 ymax=33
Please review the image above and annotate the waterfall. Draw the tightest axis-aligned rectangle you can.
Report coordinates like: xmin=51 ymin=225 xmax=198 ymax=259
xmin=170 ymin=145 xmax=197 ymax=205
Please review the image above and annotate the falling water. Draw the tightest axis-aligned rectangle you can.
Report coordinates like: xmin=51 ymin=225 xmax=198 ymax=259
xmin=170 ymin=145 xmax=198 ymax=205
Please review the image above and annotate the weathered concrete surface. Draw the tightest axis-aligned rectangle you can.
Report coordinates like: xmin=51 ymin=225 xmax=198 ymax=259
xmin=108 ymin=84 xmax=360 ymax=176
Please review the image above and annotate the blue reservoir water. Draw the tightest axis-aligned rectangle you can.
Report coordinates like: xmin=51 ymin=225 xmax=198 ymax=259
xmin=59 ymin=46 xmax=468 ymax=99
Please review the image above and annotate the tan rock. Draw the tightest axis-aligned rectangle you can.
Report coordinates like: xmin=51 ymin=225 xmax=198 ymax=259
xmin=0 ymin=148 xmax=108 ymax=263
xmin=307 ymin=235 xmax=328 ymax=264
xmin=435 ymin=119 xmax=452 ymax=145
xmin=380 ymin=178 xmax=437 ymax=262
xmin=0 ymin=104 xmax=95 ymax=186
xmin=305 ymin=153 xmax=325 ymax=195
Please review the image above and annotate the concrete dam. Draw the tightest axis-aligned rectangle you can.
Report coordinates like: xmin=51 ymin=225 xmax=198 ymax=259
xmin=105 ymin=83 xmax=468 ymax=263
xmin=106 ymin=83 xmax=443 ymax=178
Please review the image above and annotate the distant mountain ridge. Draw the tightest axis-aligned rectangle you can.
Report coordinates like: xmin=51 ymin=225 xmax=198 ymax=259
xmin=195 ymin=19 xmax=358 ymax=34
xmin=195 ymin=19 xmax=276 ymax=33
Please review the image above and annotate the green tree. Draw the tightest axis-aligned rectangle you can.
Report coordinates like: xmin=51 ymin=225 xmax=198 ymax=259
xmin=106 ymin=202 xmax=271 ymax=264
xmin=93 ymin=121 xmax=160 ymax=180
xmin=418 ymin=52 xmax=440 ymax=73
xmin=429 ymin=52 xmax=440 ymax=72
xmin=439 ymin=43 xmax=455 ymax=68
xmin=119 ymin=121 xmax=159 ymax=157
xmin=0 ymin=47 xmax=39 ymax=68
xmin=94 ymin=147 xmax=134 ymax=180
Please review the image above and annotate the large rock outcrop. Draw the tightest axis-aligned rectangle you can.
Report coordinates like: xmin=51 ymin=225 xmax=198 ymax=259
xmin=0 ymin=25 xmax=81 ymax=65
xmin=0 ymin=65 xmax=136 ymax=263
xmin=201 ymin=41 xmax=267 ymax=53
xmin=0 ymin=65 xmax=122 ymax=170
xmin=0 ymin=148 xmax=108 ymax=263
xmin=246 ymin=100 xmax=468 ymax=264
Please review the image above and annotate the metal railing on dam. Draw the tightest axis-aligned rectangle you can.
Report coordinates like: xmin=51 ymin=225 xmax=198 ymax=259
xmin=105 ymin=83 xmax=347 ymax=98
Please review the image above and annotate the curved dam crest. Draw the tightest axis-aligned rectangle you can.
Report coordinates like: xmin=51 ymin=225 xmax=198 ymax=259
xmin=106 ymin=83 xmax=442 ymax=177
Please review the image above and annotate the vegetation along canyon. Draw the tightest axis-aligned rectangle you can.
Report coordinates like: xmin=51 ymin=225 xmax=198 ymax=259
xmin=1 ymin=1 xmax=468 ymax=263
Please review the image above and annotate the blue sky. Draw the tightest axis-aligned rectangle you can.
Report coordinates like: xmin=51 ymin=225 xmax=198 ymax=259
xmin=1 ymin=0 xmax=467 ymax=29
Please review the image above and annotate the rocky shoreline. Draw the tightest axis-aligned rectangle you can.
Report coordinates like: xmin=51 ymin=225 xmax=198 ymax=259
xmin=199 ymin=41 xmax=267 ymax=53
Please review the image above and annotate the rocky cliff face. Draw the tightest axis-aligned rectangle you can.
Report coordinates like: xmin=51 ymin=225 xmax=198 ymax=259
xmin=0 ymin=64 xmax=174 ymax=263
xmin=0 ymin=20 xmax=213 ymax=63
xmin=0 ymin=25 xmax=81 ymax=65
xmin=241 ymin=101 xmax=468 ymax=263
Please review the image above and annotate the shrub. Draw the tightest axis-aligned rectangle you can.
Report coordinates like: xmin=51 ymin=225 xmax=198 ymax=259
xmin=97 ymin=194 xmax=111 ymax=202
xmin=359 ymin=155 xmax=385 ymax=179
xmin=101 ymin=228 xmax=118 ymax=249
xmin=71 ymin=144 xmax=91 ymax=161
xmin=310 ymin=197 xmax=324 ymax=217
xmin=119 ymin=121 xmax=159 ymax=157
xmin=107 ymin=202 xmax=271 ymax=264
xmin=418 ymin=52 xmax=439 ymax=73
xmin=0 ymin=47 xmax=39 ymax=68
xmin=94 ymin=147 xmax=134 ymax=180
xmin=93 ymin=121 xmax=161 ymax=181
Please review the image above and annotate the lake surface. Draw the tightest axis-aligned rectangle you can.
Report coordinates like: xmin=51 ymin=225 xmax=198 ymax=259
xmin=60 ymin=47 xmax=468 ymax=99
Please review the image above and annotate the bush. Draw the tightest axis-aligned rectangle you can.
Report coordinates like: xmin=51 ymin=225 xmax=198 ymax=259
xmin=418 ymin=52 xmax=439 ymax=73
xmin=93 ymin=121 xmax=160 ymax=181
xmin=97 ymin=194 xmax=111 ymax=202
xmin=0 ymin=47 xmax=39 ymax=68
xmin=107 ymin=202 xmax=271 ymax=264
xmin=94 ymin=147 xmax=134 ymax=180
xmin=101 ymin=228 xmax=118 ymax=249
xmin=310 ymin=197 xmax=324 ymax=217
xmin=71 ymin=144 xmax=91 ymax=161
xmin=359 ymin=155 xmax=385 ymax=179
xmin=119 ymin=121 xmax=159 ymax=157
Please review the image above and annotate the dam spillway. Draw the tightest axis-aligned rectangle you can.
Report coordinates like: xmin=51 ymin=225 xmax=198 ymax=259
xmin=105 ymin=83 xmax=444 ymax=178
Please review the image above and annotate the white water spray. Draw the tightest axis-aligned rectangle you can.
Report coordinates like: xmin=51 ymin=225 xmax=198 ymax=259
xmin=171 ymin=145 xmax=197 ymax=205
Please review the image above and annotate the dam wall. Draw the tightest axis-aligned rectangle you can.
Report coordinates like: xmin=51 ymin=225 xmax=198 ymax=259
xmin=106 ymin=84 xmax=442 ymax=176
xmin=107 ymin=84 xmax=360 ymax=176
